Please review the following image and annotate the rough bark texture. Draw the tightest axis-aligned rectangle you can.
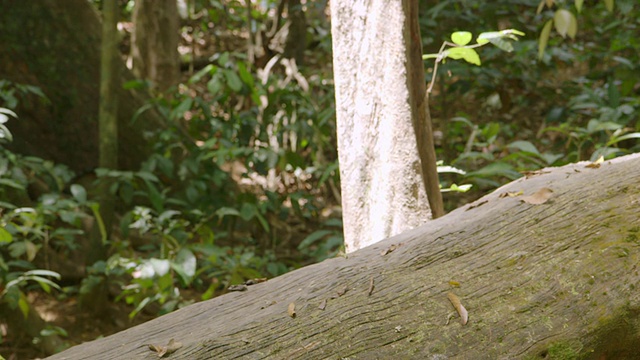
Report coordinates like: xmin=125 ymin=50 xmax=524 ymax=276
xmin=0 ymin=0 xmax=160 ymax=172
xmin=48 ymin=154 xmax=640 ymax=359
xmin=131 ymin=0 xmax=180 ymax=92
xmin=331 ymin=0 xmax=433 ymax=253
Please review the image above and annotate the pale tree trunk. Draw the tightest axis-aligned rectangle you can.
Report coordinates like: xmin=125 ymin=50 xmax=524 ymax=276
xmin=331 ymin=0 xmax=443 ymax=253
xmin=48 ymin=154 xmax=640 ymax=359
xmin=131 ymin=0 xmax=180 ymax=92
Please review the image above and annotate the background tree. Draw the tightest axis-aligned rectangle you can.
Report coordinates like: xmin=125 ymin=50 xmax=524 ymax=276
xmin=131 ymin=0 xmax=180 ymax=92
xmin=0 ymin=0 xmax=159 ymax=173
xmin=330 ymin=0 xmax=444 ymax=253
xmin=79 ymin=0 xmax=120 ymax=316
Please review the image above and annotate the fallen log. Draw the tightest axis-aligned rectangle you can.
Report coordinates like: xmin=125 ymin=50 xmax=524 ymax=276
xmin=49 ymin=153 xmax=640 ymax=359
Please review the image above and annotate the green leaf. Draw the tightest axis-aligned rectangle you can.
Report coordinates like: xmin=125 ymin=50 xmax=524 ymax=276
xmin=172 ymin=248 xmax=197 ymax=285
xmin=477 ymin=29 xmax=524 ymax=46
xmin=224 ymin=69 xmax=243 ymax=92
xmin=575 ymin=0 xmax=584 ymax=12
xmin=90 ymin=203 xmax=108 ymax=245
xmin=0 ymin=123 xmax=13 ymax=142
xmin=606 ymin=132 xmax=640 ymax=146
xmin=18 ymin=296 xmax=29 ymax=319
xmin=254 ymin=211 xmax=270 ymax=233
xmin=604 ymin=0 xmax=614 ymax=12
xmin=239 ymin=203 xmax=256 ymax=221
xmin=0 ymin=178 xmax=25 ymax=190
xmin=0 ymin=107 xmax=18 ymax=119
xmin=298 ymin=230 xmax=333 ymax=250
xmin=508 ymin=140 xmax=541 ymax=155
xmin=135 ymin=171 xmax=160 ymax=183
xmin=215 ymin=207 xmax=240 ymax=218
xmin=0 ymin=227 xmax=12 ymax=243
xmin=170 ymin=97 xmax=194 ymax=120
xmin=236 ymin=61 xmax=254 ymax=88
xmin=451 ymin=31 xmax=473 ymax=46
xmin=538 ymin=20 xmax=553 ymax=60
xmin=31 ymin=276 xmax=61 ymax=294
xmin=207 ymin=75 xmax=223 ymax=95
xmin=70 ymin=184 xmax=87 ymax=203
xmin=437 ymin=165 xmax=466 ymax=175
xmin=446 ymin=47 xmax=481 ymax=65
xmin=188 ymin=64 xmax=215 ymax=84
xmin=554 ymin=9 xmax=577 ymax=39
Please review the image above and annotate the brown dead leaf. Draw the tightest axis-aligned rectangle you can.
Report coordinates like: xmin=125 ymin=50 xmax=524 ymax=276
xmin=244 ymin=278 xmax=267 ymax=285
xmin=367 ymin=277 xmax=375 ymax=296
xmin=466 ymin=200 xmax=488 ymax=211
xmin=585 ymin=156 xmax=604 ymax=169
xmin=521 ymin=170 xmax=550 ymax=179
xmin=520 ymin=187 xmax=553 ymax=205
xmin=148 ymin=339 xmax=183 ymax=358
xmin=318 ymin=299 xmax=327 ymax=310
xmin=447 ymin=292 xmax=468 ymax=325
xmin=228 ymin=284 xmax=248 ymax=292
xmin=288 ymin=302 xmax=296 ymax=318
xmin=380 ymin=244 xmax=398 ymax=256
xmin=499 ymin=190 xmax=523 ymax=198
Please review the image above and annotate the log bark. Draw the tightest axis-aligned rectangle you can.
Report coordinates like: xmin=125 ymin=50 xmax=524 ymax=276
xmin=48 ymin=154 xmax=640 ymax=359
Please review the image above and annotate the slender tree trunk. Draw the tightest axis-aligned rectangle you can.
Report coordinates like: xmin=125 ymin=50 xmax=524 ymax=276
xmin=330 ymin=0 xmax=440 ymax=253
xmin=404 ymin=1 xmax=444 ymax=218
xmin=131 ymin=0 xmax=180 ymax=92
xmin=87 ymin=0 xmax=119 ymax=266
xmin=283 ymin=0 xmax=307 ymax=65
xmin=81 ymin=0 xmax=119 ymax=316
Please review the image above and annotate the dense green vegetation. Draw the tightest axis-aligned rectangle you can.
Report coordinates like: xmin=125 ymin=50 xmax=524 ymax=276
xmin=0 ymin=0 xmax=638 ymax=356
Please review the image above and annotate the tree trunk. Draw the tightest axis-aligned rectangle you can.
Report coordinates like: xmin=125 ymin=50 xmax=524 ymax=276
xmin=0 ymin=0 xmax=162 ymax=173
xmin=47 ymin=153 xmax=640 ymax=359
xmin=404 ymin=1 xmax=444 ymax=219
xmin=87 ymin=0 xmax=119 ymax=265
xmin=131 ymin=0 xmax=180 ymax=92
xmin=283 ymin=0 xmax=307 ymax=65
xmin=330 ymin=0 xmax=440 ymax=253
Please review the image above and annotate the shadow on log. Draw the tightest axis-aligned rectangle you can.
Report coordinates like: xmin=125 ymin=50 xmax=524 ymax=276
xmin=49 ymin=154 xmax=640 ymax=359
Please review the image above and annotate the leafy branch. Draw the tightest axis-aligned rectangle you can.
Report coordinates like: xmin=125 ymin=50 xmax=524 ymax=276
xmin=422 ymin=29 xmax=525 ymax=94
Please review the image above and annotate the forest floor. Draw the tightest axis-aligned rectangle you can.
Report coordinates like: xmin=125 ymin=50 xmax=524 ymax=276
xmin=2 ymin=291 xmax=155 ymax=360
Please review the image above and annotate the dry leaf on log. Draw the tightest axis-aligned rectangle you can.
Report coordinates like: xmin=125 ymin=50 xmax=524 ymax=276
xmin=148 ymin=338 xmax=183 ymax=358
xmin=520 ymin=187 xmax=553 ymax=205
xmin=288 ymin=302 xmax=296 ymax=318
xmin=499 ymin=190 xmax=523 ymax=198
xmin=585 ymin=155 xmax=604 ymax=169
xmin=447 ymin=292 xmax=468 ymax=325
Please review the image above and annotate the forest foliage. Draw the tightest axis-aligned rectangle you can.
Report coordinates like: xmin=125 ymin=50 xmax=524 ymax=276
xmin=0 ymin=0 xmax=639 ymax=355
